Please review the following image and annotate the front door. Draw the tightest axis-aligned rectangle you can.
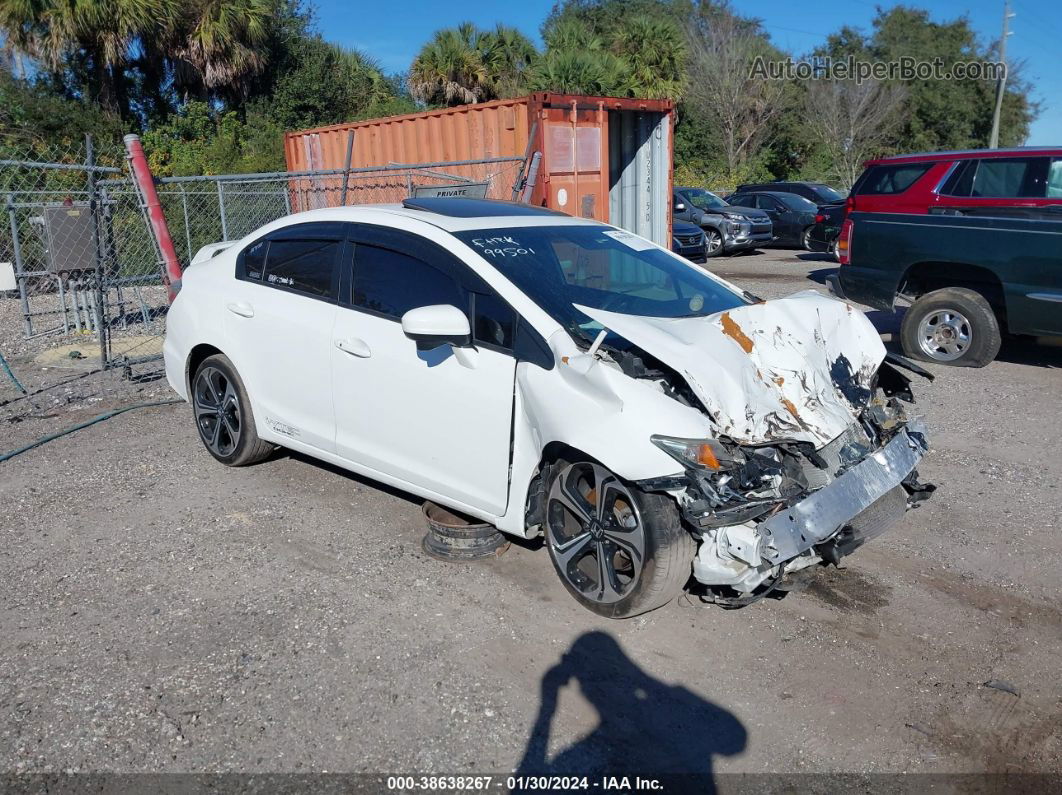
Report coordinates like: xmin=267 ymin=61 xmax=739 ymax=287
xmin=331 ymin=225 xmax=517 ymax=515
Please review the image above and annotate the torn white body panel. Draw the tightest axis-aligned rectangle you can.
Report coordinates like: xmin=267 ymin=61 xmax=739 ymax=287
xmin=577 ymin=290 xmax=886 ymax=448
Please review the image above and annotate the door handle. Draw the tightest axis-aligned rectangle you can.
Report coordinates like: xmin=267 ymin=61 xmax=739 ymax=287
xmin=335 ymin=337 xmax=371 ymax=358
xmin=226 ymin=301 xmax=254 ymax=318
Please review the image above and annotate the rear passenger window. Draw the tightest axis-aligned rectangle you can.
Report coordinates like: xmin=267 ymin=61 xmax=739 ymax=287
xmin=351 ymin=244 xmax=464 ymax=319
xmin=264 ymin=239 xmax=339 ymax=297
xmin=855 ymin=163 xmax=933 ymax=195
xmin=1049 ymin=160 xmax=1062 ymax=199
xmin=970 ymin=157 xmax=1047 ymax=198
xmin=473 ymin=292 xmax=515 ymax=349
xmin=242 ymin=239 xmax=268 ymax=281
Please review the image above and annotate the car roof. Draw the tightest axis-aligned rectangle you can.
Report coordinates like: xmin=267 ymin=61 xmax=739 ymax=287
xmin=734 ymin=190 xmax=797 ymax=198
xmin=865 ymin=146 xmax=1062 ymax=166
xmin=256 ymin=200 xmax=604 ymax=234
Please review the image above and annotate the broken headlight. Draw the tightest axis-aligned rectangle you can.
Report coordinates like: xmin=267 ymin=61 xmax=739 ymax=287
xmin=650 ymin=435 xmax=744 ymax=472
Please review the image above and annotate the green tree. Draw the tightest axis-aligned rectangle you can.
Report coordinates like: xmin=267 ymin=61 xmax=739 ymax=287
xmin=409 ymin=22 xmax=492 ymax=106
xmin=408 ymin=22 xmax=538 ymax=107
xmin=535 ymin=2 xmax=686 ymax=99
xmin=816 ymin=8 xmax=1035 ymax=154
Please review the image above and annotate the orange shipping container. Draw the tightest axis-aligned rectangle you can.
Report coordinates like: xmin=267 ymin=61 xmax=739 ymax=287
xmin=284 ymin=93 xmax=675 ymax=246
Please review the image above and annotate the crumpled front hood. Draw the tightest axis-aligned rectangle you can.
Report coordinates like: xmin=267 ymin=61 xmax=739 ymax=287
xmin=577 ymin=291 xmax=886 ymax=448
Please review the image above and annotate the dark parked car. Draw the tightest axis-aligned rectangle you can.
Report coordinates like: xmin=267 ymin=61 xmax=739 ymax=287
xmin=671 ymin=220 xmax=707 ymax=262
xmin=673 ymin=187 xmax=773 ymax=257
xmin=736 ymin=181 xmax=847 ymax=207
xmin=726 ymin=191 xmax=821 ymax=249
xmin=831 ymin=210 xmax=1062 ymax=366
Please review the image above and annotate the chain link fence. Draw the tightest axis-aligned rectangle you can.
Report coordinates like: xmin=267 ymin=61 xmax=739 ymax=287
xmin=1 ymin=140 xmax=526 ymax=394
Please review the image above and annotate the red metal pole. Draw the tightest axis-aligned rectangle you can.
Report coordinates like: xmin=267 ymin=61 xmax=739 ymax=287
xmin=123 ymin=134 xmax=183 ymax=303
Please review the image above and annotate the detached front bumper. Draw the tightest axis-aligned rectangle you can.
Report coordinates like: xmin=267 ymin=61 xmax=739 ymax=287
xmin=759 ymin=419 xmax=929 ymax=564
xmin=682 ymin=419 xmax=931 ymax=589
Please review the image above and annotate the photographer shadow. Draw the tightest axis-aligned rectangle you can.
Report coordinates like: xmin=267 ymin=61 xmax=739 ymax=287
xmin=515 ymin=631 xmax=746 ymax=790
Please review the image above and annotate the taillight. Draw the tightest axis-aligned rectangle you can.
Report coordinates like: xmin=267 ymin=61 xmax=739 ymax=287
xmin=846 ymin=195 xmax=856 ymax=214
xmin=814 ymin=214 xmax=825 ymax=224
xmin=837 ymin=219 xmax=854 ymax=265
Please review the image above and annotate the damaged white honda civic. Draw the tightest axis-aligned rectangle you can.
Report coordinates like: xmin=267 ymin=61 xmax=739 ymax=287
xmin=164 ymin=198 xmax=934 ymax=618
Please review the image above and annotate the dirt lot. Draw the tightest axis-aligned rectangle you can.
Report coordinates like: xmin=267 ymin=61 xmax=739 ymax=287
xmin=1 ymin=248 xmax=1060 ymax=783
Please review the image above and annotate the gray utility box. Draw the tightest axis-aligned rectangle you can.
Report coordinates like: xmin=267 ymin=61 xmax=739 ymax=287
xmin=42 ymin=204 xmax=97 ymax=273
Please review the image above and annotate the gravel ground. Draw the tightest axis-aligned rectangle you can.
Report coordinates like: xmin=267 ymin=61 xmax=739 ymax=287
xmin=1 ymin=248 xmax=1060 ymax=783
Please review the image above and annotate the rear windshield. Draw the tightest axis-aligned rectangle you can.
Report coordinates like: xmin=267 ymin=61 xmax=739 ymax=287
xmin=854 ymin=163 xmax=933 ymax=195
xmin=810 ymin=185 xmax=845 ymax=203
xmin=779 ymin=194 xmax=819 ymax=212
xmin=454 ymin=225 xmax=746 ymax=344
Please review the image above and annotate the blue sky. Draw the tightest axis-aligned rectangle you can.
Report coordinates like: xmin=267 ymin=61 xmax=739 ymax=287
xmin=316 ymin=0 xmax=1060 ymax=145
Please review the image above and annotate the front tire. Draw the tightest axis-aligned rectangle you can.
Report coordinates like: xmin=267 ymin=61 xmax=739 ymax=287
xmin=544 ymin=460 xmax=695 ymax=618
xmin=191 ymin=354 xmax=274 ymax=466
xmin=703 ymin=228 xmax=723 ymax=258
xmin=900 ymin=287 xmax=1001 ymax=368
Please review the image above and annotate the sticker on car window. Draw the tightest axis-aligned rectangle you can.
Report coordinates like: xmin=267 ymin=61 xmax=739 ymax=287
xmin=603 ymin=230 xmax=653 ymax=251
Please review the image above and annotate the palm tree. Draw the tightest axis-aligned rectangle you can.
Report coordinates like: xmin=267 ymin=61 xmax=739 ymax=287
xmin=0 ymin=0 xmax=271 ymax=113
xmin=0 ymin=0 xmax=182 ymax=113
xmin=529 ymin=49 xmax=631 ymax=97
xmin=478 ymin=24 xmax=537 ymax=99
xmin=169 ymin=0 xmax=272 ymax=103
xmin=611 ymin=15 xmax=686 ymax=100
xmin=408 ymin=22 xmax=491 ymax=107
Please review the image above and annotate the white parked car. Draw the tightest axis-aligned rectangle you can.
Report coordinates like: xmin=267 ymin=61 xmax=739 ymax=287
xmin=164 ymin=198 xmax=934 ymax=618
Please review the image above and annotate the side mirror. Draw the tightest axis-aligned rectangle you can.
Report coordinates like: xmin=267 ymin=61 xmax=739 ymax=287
xmin=674 ymin=202 xmax=686 ymax=212
xmin=401 ymin=304 xmax=471 ymax=351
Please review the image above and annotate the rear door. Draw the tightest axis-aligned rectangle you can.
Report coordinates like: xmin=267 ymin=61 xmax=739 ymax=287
xmin=330 ymin=225 xmax=517 ymax=515
xmin=223 ymin=222 xmax=343 ymax=452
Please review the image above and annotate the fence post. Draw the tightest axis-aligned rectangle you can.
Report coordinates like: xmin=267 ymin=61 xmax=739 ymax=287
xmin=5 ymin=193 xmax=32 ymax=337
xmin=86 ymin=134 xmax=110 ymax=367
xmin=217 ymin=180 xmax=228 ymax=241
xmin=123 ymin=134 xmax=183 ymax=303
xmin=340 ymin=130 xmax=355 ymax=207
xmin=180 ymin=184 xmax=193 ymax=261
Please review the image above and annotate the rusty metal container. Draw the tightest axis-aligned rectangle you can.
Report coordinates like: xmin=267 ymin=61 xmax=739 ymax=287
xmin=284 ymin=93 xmax=675 ymax=245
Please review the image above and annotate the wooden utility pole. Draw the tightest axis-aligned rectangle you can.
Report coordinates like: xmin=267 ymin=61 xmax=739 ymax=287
xmin=989 ymin=0 xmax=1014 ymax=149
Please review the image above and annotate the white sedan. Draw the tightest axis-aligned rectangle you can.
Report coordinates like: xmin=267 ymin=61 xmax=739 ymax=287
xmin=164 ymin=198 xmax=934 ymax=618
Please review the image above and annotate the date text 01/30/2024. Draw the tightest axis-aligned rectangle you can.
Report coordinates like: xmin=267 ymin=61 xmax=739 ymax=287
xmin=385 ymin=775 xmax=667 ymax=791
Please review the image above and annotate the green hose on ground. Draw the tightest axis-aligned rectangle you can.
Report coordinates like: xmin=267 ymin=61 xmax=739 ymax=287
xmin=0 ymin=398 xmax=183 ymax=464
xmin=0 ymin=350 xmax=26 ymax=394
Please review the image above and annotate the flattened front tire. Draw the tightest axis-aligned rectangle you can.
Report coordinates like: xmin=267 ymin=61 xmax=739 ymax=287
xmin=900 ymin=287 xmax=1001 ymax=368
xmin=191 ymin=354 xmax=274 ymax=466
xmin=545 ymin=460 xmax=695 ymax=618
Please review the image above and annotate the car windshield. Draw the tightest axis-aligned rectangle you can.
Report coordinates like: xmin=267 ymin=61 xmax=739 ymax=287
xmin=680 ymin=189 xmax=728 ymax=210
xmin=811 ymin=185 xmax=846 ymax=203
xmin=779 ymin=194 xmax=819 ymax=212
xmin=454 ymin=226 xmax=747 ymax=344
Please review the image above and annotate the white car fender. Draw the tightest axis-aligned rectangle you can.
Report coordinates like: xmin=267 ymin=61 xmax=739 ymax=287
xmin=495 ymin=330 xmax=715 ymax=538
